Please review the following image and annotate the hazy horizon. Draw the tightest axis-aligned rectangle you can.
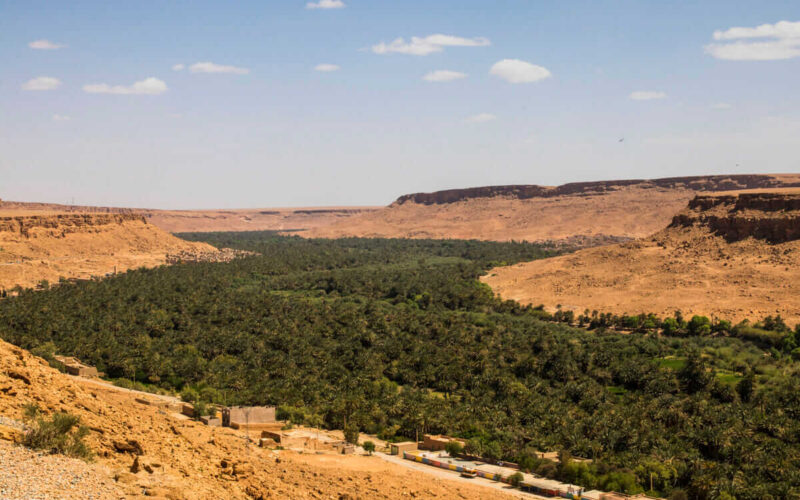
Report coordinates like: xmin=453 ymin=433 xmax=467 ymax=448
xmin=3 ymin=0 xmax=800 ymax=209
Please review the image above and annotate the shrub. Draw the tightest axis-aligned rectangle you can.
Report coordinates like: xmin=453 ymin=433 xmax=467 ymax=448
xmin=669 ymin=489 xmax=688 ymax=500
xmin=508 ymin=471 xmax=524 ymax=487
xmin=22 ymin=405 xmax=92 ymax=460
xmin=363 ymin=441 xmax=375 ymax=455
xmin=344 ymin=423 xmax=359 ymax=445
xmin=445 ymin=440 xmax=463 ymax=457
xmin=192 ymin=400 xmax=213 ymax=420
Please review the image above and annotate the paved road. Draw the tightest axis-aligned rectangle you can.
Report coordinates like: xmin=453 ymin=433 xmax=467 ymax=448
xmin=376 ymin=452 xmax=549 ymax=500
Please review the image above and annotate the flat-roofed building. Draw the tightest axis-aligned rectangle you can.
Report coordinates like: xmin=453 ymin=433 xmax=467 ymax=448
xmin=422 ymin=434 xmax=466 ymax=451
xmin=222 ymin=406 xmax=276 ymax=430
xmin=390 ymin=441 xmax=418 ymax=455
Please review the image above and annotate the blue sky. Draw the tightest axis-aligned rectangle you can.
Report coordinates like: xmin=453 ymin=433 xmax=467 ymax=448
xmin=2 ymin=0 xmax=799 ymax=208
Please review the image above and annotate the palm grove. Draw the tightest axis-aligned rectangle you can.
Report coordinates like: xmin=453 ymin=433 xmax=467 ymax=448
xmin=1 ymin=233 xmax=799 ymax=498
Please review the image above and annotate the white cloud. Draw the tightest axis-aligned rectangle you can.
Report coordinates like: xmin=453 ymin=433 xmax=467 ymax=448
xmin=629 ymin=90 xmax=667 ymax=101
xmin=464 ymin=113 xmax=497 ymax=124
xmin=52 ymin=114 xmax=70 ymax=121
xmin=705 ymin=20 xmax=800 ymax=60
xmin=314 ymin=63 xmax=340 ymax=72
xmin=29 ymin=39 xmax=65 ymax=50
xmin=83 ymin=77 xmax=168 ymax=95
xmin=489 ymin=59 xmax=551 ymax=83
xmin=172 ymin=64 xmax=185 ymax=71
xmin=306 ymin=0 xmax=345 ymax=9
xmin=713 ymin=20 xmax=800 ymax=40
xmin=189 ymin=62 xmax=250 ymax=74
xmin=423 ymin=70 xmax=467 ymax=82
xmin=372 ymin=34 xmax=490 ymax=56
xmin=21 ymin=76 xmax=61 ymax=91
xmin=711 ymin=102 xmax=732 ymax=110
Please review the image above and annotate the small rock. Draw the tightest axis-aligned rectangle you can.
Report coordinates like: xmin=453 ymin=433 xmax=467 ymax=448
xmin=113 ymin=439 xmax=144 ymax=455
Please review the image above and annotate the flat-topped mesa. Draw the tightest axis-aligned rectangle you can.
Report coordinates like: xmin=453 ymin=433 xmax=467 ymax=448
xmin=0 ymin=213 xmax=147 ymax=237
xmin=671 ymin=191 xmax=800 ymax=243
xmin=394 ymin=174 xmax=800 ymax=205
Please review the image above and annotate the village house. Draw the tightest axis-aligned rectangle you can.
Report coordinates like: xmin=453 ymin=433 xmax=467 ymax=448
xmin=221 ymin=406 xmax=277 ymax=430
xmin=54 ymin=355 xmax=99 ymax=378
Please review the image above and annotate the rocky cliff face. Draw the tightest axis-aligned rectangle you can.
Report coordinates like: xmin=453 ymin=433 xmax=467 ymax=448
xmin=395 ymin=174 xmax=800 ymax=205
xmin=0 ymin=213 xmax=147 ymax=237
xmin=0 ymin=211 xmax=217 ymax=290
xmin=671 ymin=192 xmax=800 ymax=243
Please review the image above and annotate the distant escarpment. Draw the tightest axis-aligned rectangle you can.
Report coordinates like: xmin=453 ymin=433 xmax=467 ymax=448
xmin=395 ymin=174 xmax=800 ymax=205
xmin=303 ymin=174 xmax=800 ymax=245
xmin=482 ymin=188 xmax=800 ymax=325
xmin=143 ymin=207 xmax=380 ymax=233
xmin=671 ymin=192 xmax=800 ymax=243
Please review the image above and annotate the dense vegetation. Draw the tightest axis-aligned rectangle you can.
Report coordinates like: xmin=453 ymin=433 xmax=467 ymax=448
xmin=2 ymin=233 xmax=800 ymax=498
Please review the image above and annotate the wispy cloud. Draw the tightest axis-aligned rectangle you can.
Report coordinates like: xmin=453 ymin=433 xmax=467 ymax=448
xmin=52 ymin=114 xmax=70 ymax=121
xmin=629 ymin=90 xmax=667 ymax=101
xmin=464 ymin=113 xmax=497 ymax=124
xmin=314 ymin=63 xmax=340 ymax=72
xmin=306 ymin=0 xmax=345 ymax=9
xmin=21 ymin=76 xmax=61 ymax=91
xmin=83 ymin=77 xmax=168 ymax=95
xmin=29 ymin=39 xmax=66 ymax=50
xmin=711 ymin=102 xmax=732 ymax=109
xmin=189 ymin=62 xmax=249 ymax=74
xmin=372 ymin=34 xmax=490 ymax=56
xmin=489 ymin=59 xmax=551 ymax=83
xmin=423 ymin=70 xmax=467 ymax=82
xmin=172 ymin=64 xmax=185 ymax=71
xmin=705 ymin=20 xmax=800 ymax=60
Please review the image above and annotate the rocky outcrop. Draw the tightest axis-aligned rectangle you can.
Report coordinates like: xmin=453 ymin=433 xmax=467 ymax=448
xmin=0 ymin=213 xmax=147 ymax=238
xmin=395 ymin=174 xmax=800 ymax=205
xmin=671 ymin=192 xmax=800 ymax=243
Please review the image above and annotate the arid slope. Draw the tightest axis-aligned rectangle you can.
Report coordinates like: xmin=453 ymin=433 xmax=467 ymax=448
xmin=482 ymin=189 xmax=800 ymax=325
xmin=0 ymin=200 xmax=380 ymax=234
xmin=144 ymin=206 xmax=381 ymax=233
xmin=0 ymin=338 xmax=514 ymax=499
xmin=0 ymin=210 xmax=217 ymax=290
xmin=303 ymin=174 xmax=800 ymax=245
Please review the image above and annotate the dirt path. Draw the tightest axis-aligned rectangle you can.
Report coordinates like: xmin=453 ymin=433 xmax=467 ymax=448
xmin=376 ymin=452 xmax=549 ymax=500
xmin=69 ymin=376 xmax=181 ymax=403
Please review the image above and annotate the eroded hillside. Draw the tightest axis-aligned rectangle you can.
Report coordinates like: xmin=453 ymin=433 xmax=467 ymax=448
xmin=303 ymin=174 xmax=800 ymax=245
xmin=482 ymin=189 xmax=800 ymax=325
xmin=144 ymin=207 xmax=381 ymax=233
xmin=0 ymin=338 xmax=514 ymax=499
xmin=0 ymin=200 xmax=380 ymax=235
xmin=0 ymin=209 xmax=218 ymax=290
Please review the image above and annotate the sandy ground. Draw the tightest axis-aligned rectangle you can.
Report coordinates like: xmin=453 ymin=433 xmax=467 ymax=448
xmin=0 ymin=339 xmax=517 ymax=499
xmin=483 ymin=191 xmax=800 ymax=326
xmin=0 ymin=216 xmax=216 ymax=290
xmin=302 ymin=187 xmax=695 ymax=244
xmin=144 ymin=207 xmax=381 ymax=233
xmin=377 ymin=452 xmax=550 ymax=500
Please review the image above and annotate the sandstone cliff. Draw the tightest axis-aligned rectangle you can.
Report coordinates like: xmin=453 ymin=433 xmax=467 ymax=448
xmin=482 ymin=188 xmax=800 ymax=325
xmin=394 ymin=174 xmax=800 ymax=205
xmin=304 ymin=174 xmax=800 ymax=245
xmin=670 ymin=191 xmax=800 ymax=243
xmin=0 ymin=211 xmax=217 ymax=290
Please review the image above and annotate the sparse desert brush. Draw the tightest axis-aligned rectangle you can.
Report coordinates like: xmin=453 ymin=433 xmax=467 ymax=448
xmin=22 ymin=403 xmax=93 ymax=460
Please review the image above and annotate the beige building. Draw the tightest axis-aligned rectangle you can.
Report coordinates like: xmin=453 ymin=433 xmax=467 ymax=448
xmin=390 ymin=441 xmax=419 ymax=455
xmin=422 ymin=434 xmax=466 ymax=452
xmin=222 ymin=406 xmax=277 ymax=430
xmin=54 ymin=356 xmax=99 ymax=377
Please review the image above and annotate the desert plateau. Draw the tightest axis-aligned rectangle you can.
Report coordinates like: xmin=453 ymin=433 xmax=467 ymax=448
xmin=5 ymin=3 xmax=800 ymax=499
